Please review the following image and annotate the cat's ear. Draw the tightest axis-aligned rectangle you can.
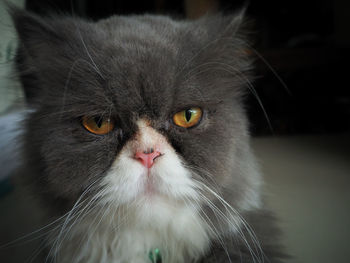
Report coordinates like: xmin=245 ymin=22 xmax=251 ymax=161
xmin=208 ymin=8 xmax=247 ymax=39
xmin=189 ymin=8 xmax=252 ymax=62
xmin=191 ymin=7 xmax=248 ymax=40
xmin=221 ymin=8 xmax=248 ymax=37
xmin=11 ymin=8 xmax=63 ymax=56
xmin=9 ymin=8 xmax=84 ymax=103
xmin=183 ymin=10 xmax=253 ymax=96
xmin=9 ymin=8 xmax=64 ymax=102
xmin=194 ymin=10 xmax=253 ymax=66
xmin=216 ymin=9 xmax=253 ymax=57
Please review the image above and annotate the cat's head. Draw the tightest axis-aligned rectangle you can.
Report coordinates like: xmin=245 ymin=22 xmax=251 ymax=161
xmin=12 ymin=9 xmax=261 ymax=221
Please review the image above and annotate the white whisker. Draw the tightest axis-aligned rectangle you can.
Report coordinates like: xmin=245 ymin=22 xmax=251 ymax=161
xmin=75 ymin=27 xmax=104 ymax=80
xmin=196 ymin=180 xmax=265 ymax=263
xmin=47 ymin=179 xmax=100 ymax=262
xmin=246 ymin=44 xmax=291 ymax=96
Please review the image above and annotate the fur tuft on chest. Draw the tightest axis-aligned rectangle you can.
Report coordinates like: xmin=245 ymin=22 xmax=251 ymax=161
xmin=53 ymin=198 xmax=210 ymax=263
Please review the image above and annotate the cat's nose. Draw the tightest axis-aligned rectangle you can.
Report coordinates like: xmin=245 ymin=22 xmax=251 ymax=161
xmin=134 ymin=148 xmax=161 ymax=168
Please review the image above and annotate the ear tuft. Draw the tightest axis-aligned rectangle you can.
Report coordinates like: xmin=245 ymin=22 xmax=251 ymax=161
xmin=7 ymin=6 xmax=71 ymax=103
xmin=217 ymin=7 xmax=250 ymax=40
xmin=9 ymin=7 xmax=61 ymax=54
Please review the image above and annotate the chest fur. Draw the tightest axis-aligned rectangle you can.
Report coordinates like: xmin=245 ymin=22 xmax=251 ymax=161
xmin=54 ymin=199 xmax=210 ymax=263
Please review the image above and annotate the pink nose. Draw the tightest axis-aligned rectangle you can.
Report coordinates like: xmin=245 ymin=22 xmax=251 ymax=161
xmin=134 ymin=148 xmax=161 ymax=168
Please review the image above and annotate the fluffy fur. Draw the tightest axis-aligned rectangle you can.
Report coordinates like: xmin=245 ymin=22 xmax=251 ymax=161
xmin=11 ymin=7 xmax=286 ymax=263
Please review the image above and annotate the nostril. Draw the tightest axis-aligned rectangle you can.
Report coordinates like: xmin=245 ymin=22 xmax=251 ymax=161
xmin=135 ymin=150 xmax=161 ymax=168
xmin=143 ymin=148 xmax=154 ymax=154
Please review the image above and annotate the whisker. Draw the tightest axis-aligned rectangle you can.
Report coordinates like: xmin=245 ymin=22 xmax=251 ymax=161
xmin=70 ymin=199 xmax=111 ymax=262
xmin=26 ymin=239 xmax=47 ymax=263
xmin=86 ymin=199 xmax=111 ymax=242
xmin=184 ymin=164 xmax=222 ymax=194
xmin=245 ymin=44 xmax=292 ymax=96
xmin=59 ymin=58 xmax=85 ymax=121
xmin=199 ymin=192 xmax=259 ymax=263
xmin=189 ymin=35 xmax=291 ymax=97
xmin=75 ymin=26 xmax=104 ymax=80
xmin=183 ymin=195 xmax=233 ymax=263
xmin=47 ymin=179 xmax=100 ymax=262
xmin=194 ymin=179 xmax=265 ymax=263
xmin=54 ymin=186 xmax=107 ymax=246
xmin=0 ymin=207 xmax=82 ymax=250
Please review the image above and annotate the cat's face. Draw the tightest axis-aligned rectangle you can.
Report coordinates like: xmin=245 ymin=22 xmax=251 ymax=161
xmin=14 ymin=11 xmax=260 ymax=218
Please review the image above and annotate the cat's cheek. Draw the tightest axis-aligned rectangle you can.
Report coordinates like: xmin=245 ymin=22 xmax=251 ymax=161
xmin=101 ymin=153 xmax=146 ymax=204
xmin=151 ymin=150 xmax=198 ymax=199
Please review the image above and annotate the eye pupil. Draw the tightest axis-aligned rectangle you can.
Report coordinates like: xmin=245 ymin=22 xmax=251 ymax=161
xmin=172 ymin=107 xmax=202 ymax=128
xmin=82 ymin=116 xmax=115 ymax=135
xmin=185 ymin=110 xmax=192 ymax=122
xmin=94 ymin=117 xmax=103 ymax=128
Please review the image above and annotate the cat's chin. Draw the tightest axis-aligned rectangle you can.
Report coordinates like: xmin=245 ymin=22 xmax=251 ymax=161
xmin=139 ymin=176 xmax=164 ymax=198
xmin=119 ymin=174 xmax=197 ymax=209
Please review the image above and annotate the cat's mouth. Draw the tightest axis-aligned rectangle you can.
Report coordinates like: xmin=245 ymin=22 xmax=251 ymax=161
xmin=100 ymin=119 xmax=199 ymax=204
xmin=135 ymin=166 xmax=177 ymax=200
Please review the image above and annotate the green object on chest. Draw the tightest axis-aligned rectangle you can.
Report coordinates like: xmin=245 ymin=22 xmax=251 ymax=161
xmin=148 ymin=248 xmax=162 ymax=263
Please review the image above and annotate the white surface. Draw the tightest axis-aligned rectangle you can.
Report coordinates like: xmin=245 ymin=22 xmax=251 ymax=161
xmin=253 ymin=134 xmax=350 ymax=263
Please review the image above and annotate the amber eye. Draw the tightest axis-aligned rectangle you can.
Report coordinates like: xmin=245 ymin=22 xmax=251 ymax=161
xmin=173 ymin=107 xmax=202 ymax=128
xmin=82 ymin=116 xmax=115 ymax=135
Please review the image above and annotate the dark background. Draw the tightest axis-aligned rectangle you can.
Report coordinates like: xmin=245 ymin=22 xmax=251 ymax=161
xmin=26 ymin=0 xmax=350 ymax=136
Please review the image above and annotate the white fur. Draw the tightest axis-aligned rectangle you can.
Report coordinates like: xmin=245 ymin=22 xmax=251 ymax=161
xmin=54 ymin=120 xmax=211 ymax=263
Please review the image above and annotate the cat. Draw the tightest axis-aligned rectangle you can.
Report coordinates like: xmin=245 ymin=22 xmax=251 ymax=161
xmin=10 ymin=6 xmax=286 ymax=263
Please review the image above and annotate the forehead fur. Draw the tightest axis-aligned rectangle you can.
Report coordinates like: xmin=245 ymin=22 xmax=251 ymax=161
xmin=12 ymin=9 xmax=252 ymax=118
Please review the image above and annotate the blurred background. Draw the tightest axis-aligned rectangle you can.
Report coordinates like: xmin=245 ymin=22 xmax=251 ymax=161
xmin=0 ymin=0 xmax=349 ymax=262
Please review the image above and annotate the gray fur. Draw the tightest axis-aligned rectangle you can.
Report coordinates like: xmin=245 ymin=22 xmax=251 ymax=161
xmin=11 ymin=8 xmax=286 ymax=262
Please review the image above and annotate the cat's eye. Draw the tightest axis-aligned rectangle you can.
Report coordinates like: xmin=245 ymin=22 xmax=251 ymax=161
xmin=173 ymin=107 xmax=202 ymax=128
xmin=82 ymin=116 xmax=115 ymax=135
